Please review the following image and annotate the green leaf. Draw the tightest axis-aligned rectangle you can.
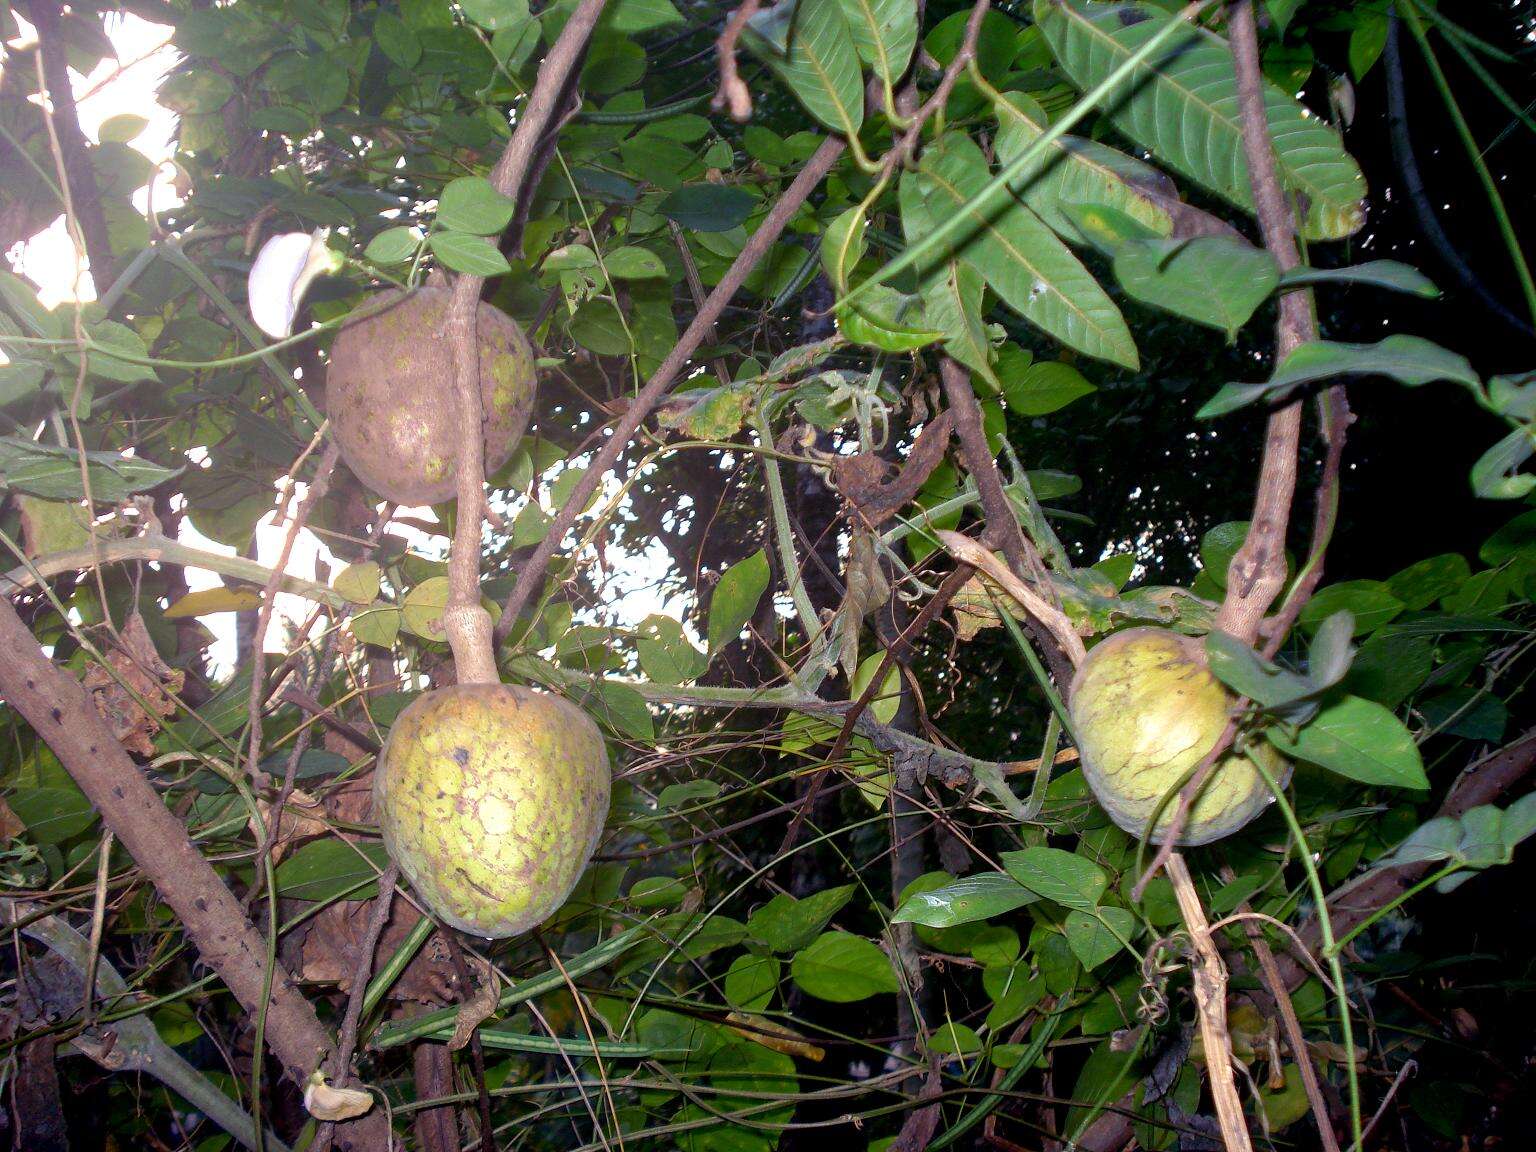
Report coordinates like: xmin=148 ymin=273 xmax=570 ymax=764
xmin=605 ymin=0 xmax=685 ymax=34
xmin=1472 ymin=428 xmax=1536 ymax=500
xmin=991 ymin=90 xmax=1173 ymax=244
xmin=1200 ymin=336 xmax=1479 ymax=418
xmin=1001 ymin=847 xmax=1108 ymax=911
xmin=1299 ymin=580 xmax=1404 ymax=635
xmin=790 ymin=931 xmax=898 ymax=1001
xmin=603 ymin=246 xmax=668 ymax=280
xmin=428 ymin=231 xmax=512 ymax=276
xmin=1199 ymin=520 xmax=1251 ymax=590
xmin=372 ymin=11 xmax=422 ymax=67
xmin=1004 ymin=358 xmax=1096 ymax=416
xmin=835 ymin=0 xmax=917 ymax=87
xmin=0 ymin=437 xmax=180 ymax=502
xmin=98 ymin=113 xmax=148 ymax=144
xmin=658 ymin=184 xmax=757 ymax=232
xmin=1034 ymin=0 xmax=1367 ymax=241
xmin=1204 ymin=630 xmax=1318 ymax=712
xmin=333 ymin=561 xmax=382 ymax=605
xmin=890 ymin=873 xmax=1038 ymax=927
xmin=916 ymin=133 xmax=1138 ymax=369
xmin=437 ymin=175 xmax=516 ymax=235
xmin=1386 ymin=553 xmax=1472 ymax=611
xmin=636 ymin=614 xmax=708 ymax=685
xmin=1112 ymin=236 xmax=1278 ymax=339
xmin=275 ymin=839 xmax=390 ymax=901
xmin=708 ymin=549 xmax=770 ymax=654
xmin=458 ymin=0 xmax=529 ymax=30
xmin=8 ymin=785 xmax=96 ymax=844
xmin=1064 ymin=907 xmax=1136 ymax=970
xmin=747 ymin=884 xmax=855 ymax=952
xmin=1278 ymin=260 xmax=1439 ymax=298
xmin=743 ymin=0 xmax=865 ymax=140
xmin=82 ymin=320 xmax=155 ymax=383
xmin=586 ymin=680 xmax=655 ymax=741
xmin=929 ymin=1021 xmax=982 ymax=1055
xmin=724 ymin=953 xmax=781 ymax=1011
xmin=1480 ymin=508 xmax=1536 ymax=566
xmin=1267 ymin=694 xmax=1428 ymax=789
xmin=364 ymin=227 xmax=420 ymax=264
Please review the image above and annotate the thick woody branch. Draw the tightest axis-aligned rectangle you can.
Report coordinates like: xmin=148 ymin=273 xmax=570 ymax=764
xmin=0 ymin=597 xmax=390 ymax=1150
xmin=1215 ymin=0 xmax=1317 ymax=645
xmin=442 ymin=0 xmax=609 ymax=685
xmin=494 ymin=134 xmax=847 ymax=637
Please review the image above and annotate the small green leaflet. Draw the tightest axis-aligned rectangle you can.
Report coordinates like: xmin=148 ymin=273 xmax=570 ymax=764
xmin=1266 ymin=694 xmax=1428 ymax=790
xmin=707 ymin=549 xmax=769 ymax=654
xmin=1112 ymin=236 xmax=1278 ymax=339
xmin=1001 ymin=847 xmax=1108 ymax=911
xmin=436 ymin=176 xmax=516 ymax=235
xmin=744 ymin=0 xmax=865 ymax=141
xmin=890 ymin=873 xmax=1039 ymax=928
xmin=428 ymin=232 xmax=511 ymax=277
xmin=791 ymin=931 xmax=898 ymax=1001
xmin=1199 ymin=335 xmax=1480 ymax=418
xmin=1063 ymin=907 xmax=1137 ymax=970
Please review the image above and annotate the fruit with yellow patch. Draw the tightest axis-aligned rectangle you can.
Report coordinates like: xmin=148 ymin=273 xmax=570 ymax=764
xmin=374 ymin=684 xmax=610 ymax=937
xmin=1068 ymin=627 xmax=1287 ymax=846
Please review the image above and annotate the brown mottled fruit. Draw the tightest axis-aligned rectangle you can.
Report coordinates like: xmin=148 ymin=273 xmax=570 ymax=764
xmin=326 ymin=288 xmax=535 ymax=506
xmin=374 ymin=683 xmax=610 ymax=938
xmin=1068 ymin=627 xmax=1289 ymax=846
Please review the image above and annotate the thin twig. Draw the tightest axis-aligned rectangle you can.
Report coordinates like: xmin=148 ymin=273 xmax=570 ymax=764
xmin=445 ymin=932 xmax=498 ymax=1152
xmin=495 ymin=135 xmax=848 ymax=638
xmin=1215 ymin=0 xmax=1316 ymax=646
xmin=1167 ymin=853 xmax=1254 ymax=1152
xmin=712 ymin=0 xmax=763 ymax=122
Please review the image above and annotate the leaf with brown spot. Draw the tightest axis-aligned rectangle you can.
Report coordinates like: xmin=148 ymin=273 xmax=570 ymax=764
xmin=82 ymin=613 xmax=184 ymax=757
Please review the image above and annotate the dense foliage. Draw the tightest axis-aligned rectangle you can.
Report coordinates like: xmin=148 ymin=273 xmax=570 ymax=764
xmin=2 ymin=0 xmax=1535 ymax=1150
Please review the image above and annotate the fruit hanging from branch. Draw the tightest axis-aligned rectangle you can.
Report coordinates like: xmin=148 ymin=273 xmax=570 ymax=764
xmin=1069 ymin=627 xmax=1288 ymax=846
xmin=325 ymin=288 xmax=536 ymax=507
xmin=373 ymin=683 xmax=611 ymax=938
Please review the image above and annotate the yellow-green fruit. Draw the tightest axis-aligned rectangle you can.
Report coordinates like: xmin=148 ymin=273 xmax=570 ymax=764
xmin=1068 ymin=627 xmax=1287 ymax=846
xmin=374 ymin=684 xmax=610 ymax=938
xmin=326 ymin=288 xmax=535 ymax=506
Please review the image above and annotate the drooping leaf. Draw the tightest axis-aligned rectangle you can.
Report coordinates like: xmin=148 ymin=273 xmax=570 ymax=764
xmin=917 ymin=133 xmax=1138 ymax=368
xmin=0 ymin=437 xmax=181 ymax=502
xmin=991 ymin=90 xmax=1174 ymax=244
xmin=743 ymin=0 xmax=865 ymax=140
xmin=1199 ymin=336 xmax=1480 ymax=418
xmin=1112 ymin=236 xmax=1278 ymax=338
xmin=658 ymin=184 xmax=757 ymax=232
xmin=835 ymin=0 xmax=917 ymax=88
xmin=1278 ymin=260 xmax=1439 ymax=297
xmin=1034 ymin=0 xmax=1367 ymax=241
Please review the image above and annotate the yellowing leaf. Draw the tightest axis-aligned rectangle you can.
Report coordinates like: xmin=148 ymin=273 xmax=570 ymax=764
xmin=165 ymin=586 xmax=263 ymax=618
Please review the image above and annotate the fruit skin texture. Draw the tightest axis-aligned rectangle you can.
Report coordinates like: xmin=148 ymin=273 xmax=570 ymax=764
xmin=326 ymin=288 xmax=535 ymax=506
xmin=374 ymin=684 xmax=610 ymax=938
xmin=1068 ymin=627 xmax=1288 ymax=846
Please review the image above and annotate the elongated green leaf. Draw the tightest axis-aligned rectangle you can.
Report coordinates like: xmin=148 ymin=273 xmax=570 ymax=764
xmin=1199 ymin=335 xmax=1481 ymax=418
xmin=918 ymin=133 xmax=1138 ymax=368
xmin=1034 ymin=0 xmax=1367 ymax=241
xmin=708 ymin=549 xmax=770 ymax=654
xmin=890 ymin=873 xmax=1039 ymax=927
xmin=898 ymin=171 xmax=1000 ymax=385
xmin=0 ymin=436 xmax=181 ymax=502
xmin=744 ymin=0 xmax=865 ymax=140
xmin=836 ymin=0 xmax=917 ymax=86
xmin=1001 ymin=847 xmax=1107 ymax=911
xmin=1266 ymin=694 xmax=1428 ymax=789
xmin=1113 ymin=236 xmax=1277 ymax=338
xmin=992 ymin=90 xmax=1173 ymax=243
xmin=1279 ymin=260 xmax=1439 ymax=297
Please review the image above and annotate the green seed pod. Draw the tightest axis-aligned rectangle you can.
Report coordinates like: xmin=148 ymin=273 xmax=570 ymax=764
xmin=326 ymin=288 xmax=535 ymax=506
xmin=374 ymin=684 xmax=610 ymax=938
xmin=1068 ymin=627 xmax=1287 ymax=846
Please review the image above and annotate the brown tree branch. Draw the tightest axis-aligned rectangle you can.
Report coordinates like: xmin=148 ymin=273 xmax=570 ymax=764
xmin=494 ymin=134 xmax=848 ymax=638
xmin=442 ymin=0 xmax=610 ymax=684
xmin=712 ymin=0 xmax=763 ymax=122
xmin=0 ymin=597 xmax=390 ymax=1149
xmin=1214 ymin=0 xmax=1318 ymax=646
